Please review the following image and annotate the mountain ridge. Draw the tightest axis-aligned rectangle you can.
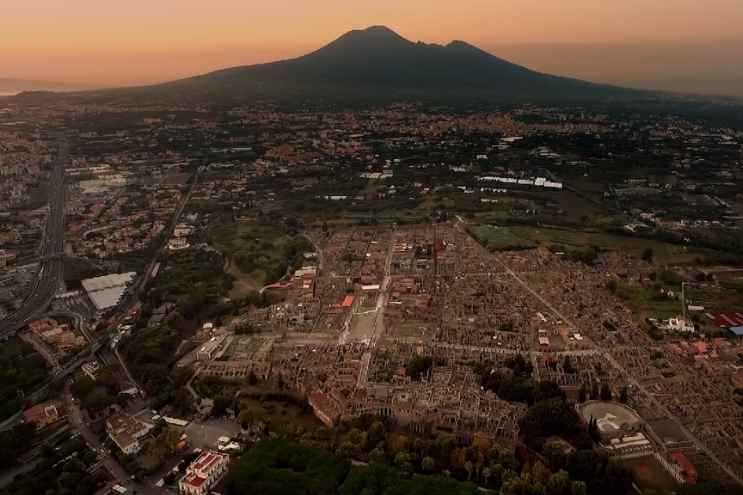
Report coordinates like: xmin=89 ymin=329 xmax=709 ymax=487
xmin=99 ymin=26 xmax=647 ymax=103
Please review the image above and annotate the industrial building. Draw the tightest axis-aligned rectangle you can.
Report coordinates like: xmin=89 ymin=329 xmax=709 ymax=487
xmin=81 ymin=272 xmax=136 ymax=311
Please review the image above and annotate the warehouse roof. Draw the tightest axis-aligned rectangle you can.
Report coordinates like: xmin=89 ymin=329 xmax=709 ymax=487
xmin=82 ymin=272 xmax=136 ymax=311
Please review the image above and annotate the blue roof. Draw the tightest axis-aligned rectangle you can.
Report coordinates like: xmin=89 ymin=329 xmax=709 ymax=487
xmin=730 ymin=326 xmax=743 ymax=337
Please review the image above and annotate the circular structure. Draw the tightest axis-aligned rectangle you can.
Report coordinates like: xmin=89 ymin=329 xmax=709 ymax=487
xmin=578 ymin=401 xmax=643 ymax=436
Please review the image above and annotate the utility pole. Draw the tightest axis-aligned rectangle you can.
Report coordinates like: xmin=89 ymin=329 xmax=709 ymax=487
xmin=433 ymin=223 xmax=438 ymax=283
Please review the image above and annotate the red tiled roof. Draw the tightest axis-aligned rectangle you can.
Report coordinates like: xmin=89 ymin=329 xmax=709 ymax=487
xmin=691 ymin=341 xmax=708 ymax=355
xmin=671 ymin=452 xmax=697 ymax=484
xmin=22 ymin=402 xmax=61 ymax=426
xmin=194 ymin=452 xmax=219 ymax=472
xmin=713 ymin=312 xmax=743 ymax=328
xmin=183 ymin=473 xmax=207 ymax=488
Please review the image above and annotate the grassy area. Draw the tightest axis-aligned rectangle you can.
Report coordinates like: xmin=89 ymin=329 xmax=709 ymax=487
xmin=615 ymin=285 xmax=682 ymax=320
xmin=508 ymin=226 xmax=704 ymax=264
xmin=238 ymin=395 xmax=322 ymax=434
xmin=209 ymin=219 xmax=312 ymax=300
xmin=468 ymin=224 xmax=537 ymax=251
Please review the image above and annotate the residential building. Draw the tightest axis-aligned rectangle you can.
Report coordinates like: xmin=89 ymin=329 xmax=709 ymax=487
xmin=106 ymin=412 xmax=154 ymax=455
xmin=23 ymin=401 xmax=64 ymax=430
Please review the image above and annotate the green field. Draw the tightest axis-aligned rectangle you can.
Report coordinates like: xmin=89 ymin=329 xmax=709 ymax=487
xmin=615 ymin=285 xmax=682 ymax=320
xmin=468 ymin=224 xmax=538 ymax=251
xmin=470 ymin=224 xmax=708 ymax=265
xmin=210 ymin=219 xmax=312 ymax=299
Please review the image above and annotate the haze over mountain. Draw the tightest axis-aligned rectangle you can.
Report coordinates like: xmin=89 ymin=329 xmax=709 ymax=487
xmin=140 ymin=26 xmax=642 ymax=103
xmin=0 ymin=78 xmax=93 ymax=96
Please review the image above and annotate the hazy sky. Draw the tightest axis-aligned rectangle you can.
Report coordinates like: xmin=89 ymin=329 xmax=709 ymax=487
xmin=3 ymin=0 xmax=743 ymax=95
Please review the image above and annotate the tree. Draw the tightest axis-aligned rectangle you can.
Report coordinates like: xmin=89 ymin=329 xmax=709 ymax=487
xmin=501 ymin=472 xmax=545 ymax=495
xmin=70 ymin=375 xmax=96 ymax=398
xmin=577 ymin=384 xmax=587 ymax=403
xmin=337 ymin=441 xmax=355 ymax=459
xmin=590 ymin=382 xmax=599 ymax=401
xmin=248 ymin=370 xmax=258 ymax=385
xmin=367 ymin=421 xmax=386 ymax=449
xmin=432 ymin=434 xmax=456 ymax=466
xmin=172 ymin=387 xmax=194 ymax=415
xmin=606 ymin=279 xmax=618 ymax=294
xmin=369 ymin=445 xmax=386 ymax=464
xmin=619 ymin=386 xmax=629 ymax=404
xmin=212 ymin=396 xmax=231 ymax=417
xmin=406 ymin=356 xmax=434 ymax=381
xmin=519 ymin=398 xmax=587 ymax=451
xmin=0 ymin=423 xmax=36 ymax=468
xmin=342 ymin=428 xmax=367 ymax=455
xmin=543 ymin=439 xmax=568 ymax=470
xmin=393 ymin=451 xmax=414 ymax=474
xmin=534 ymin=381 xmax=566 ymax=403
xmin=587 ymin=417 xmax=601 ymax=444
xmin=571 ymin=480 xmax=587 ymax=495
xmin=422 ymin=455 xmax=436 ymax=473
xmin=546 ymin=470 xmax=572 ymax=495
xmin=562 ymin=356 xmax=575 ymax=374
xmin=600 ymin=383 xmax=612 ymax=401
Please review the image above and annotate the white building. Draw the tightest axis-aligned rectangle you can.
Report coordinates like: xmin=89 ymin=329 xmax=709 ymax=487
xmin=168 ymin=237 xmax=190 ymax=251
xmin=81 ymin=273 xmax=136 ymax=312
xmin=660 ymin=317 xmax=695 ymax=334
xmin=178 ymin=451 xmax=230 ymax=495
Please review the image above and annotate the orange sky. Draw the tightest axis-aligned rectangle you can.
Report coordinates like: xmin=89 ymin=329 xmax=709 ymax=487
xmin=3 ymin=0 xmax=743 ymax=92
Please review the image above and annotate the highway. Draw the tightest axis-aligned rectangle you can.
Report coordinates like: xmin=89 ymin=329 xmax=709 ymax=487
xmin=0 ymin=138 xmax=67 ymax=337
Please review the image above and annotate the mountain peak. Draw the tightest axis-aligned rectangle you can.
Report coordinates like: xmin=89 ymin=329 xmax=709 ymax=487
xmin=447 ymin=40 xmax=475 ymax=49
xmin=363 ymin=25 xmax=399 ymax=35
xmin=335 ymin=25 xmax=409 ymax=44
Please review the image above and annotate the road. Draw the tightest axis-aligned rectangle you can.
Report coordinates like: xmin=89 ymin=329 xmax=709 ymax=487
xmin=64 ymin=385 xmax=170 ymax=495
xmin=64 ymin=385 xmax=129 ymax=482
xmin=1 ymin=138 xmax=67 ymax=337
xmin=356 ymin=232 xmax=395 ymax=388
